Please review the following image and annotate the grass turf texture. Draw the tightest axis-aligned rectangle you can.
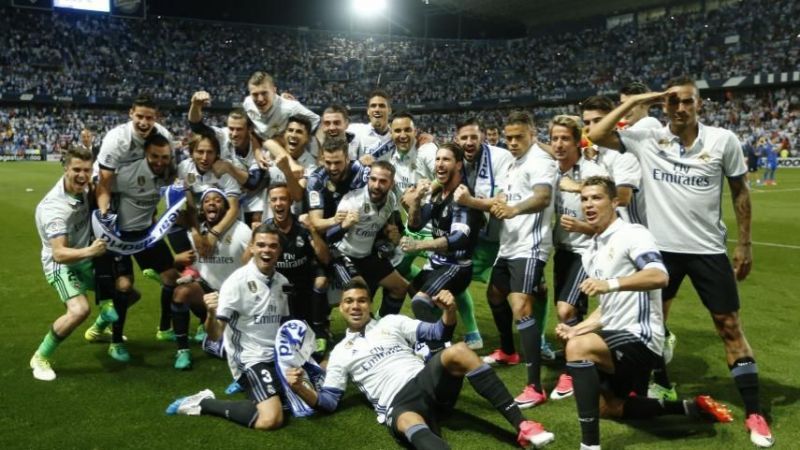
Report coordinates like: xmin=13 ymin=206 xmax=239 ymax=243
xmin=0 ymin=161 xmax=797 ymax=449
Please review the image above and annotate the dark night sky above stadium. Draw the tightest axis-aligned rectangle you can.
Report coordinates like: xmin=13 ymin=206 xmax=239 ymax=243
xmin=148 ymin=0 xmax=531 ymax=39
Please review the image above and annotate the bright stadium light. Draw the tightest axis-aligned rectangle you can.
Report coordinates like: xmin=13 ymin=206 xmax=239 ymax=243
xmin=352 ymin=0 xmax=387 ymax=18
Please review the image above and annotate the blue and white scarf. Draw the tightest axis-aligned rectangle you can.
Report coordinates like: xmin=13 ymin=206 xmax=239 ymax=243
xmin=90 ymin=185 xmax=186 ymax=255
xmin=274 ymin=320 xmax=326 ymax=418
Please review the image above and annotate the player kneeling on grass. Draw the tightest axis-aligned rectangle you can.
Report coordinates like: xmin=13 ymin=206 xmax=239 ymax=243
xmin=31 ymin=147 xmax=109 ymax=381
xmin=169 ymin=188 xmax=252 ymax=370
xmin=166 ymin=224 xmax=292 ymax=430
xmin=284 ymin=279 xmax=556 ymax=449
xmin=558 ymin=176 xmax=733 ymax=450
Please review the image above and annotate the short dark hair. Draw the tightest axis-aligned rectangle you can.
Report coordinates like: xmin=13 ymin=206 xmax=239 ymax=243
xmin=342 ymin=278 xmax=371 ymax=299
xmin=619 ymin=81 xmax=650 ymax=96
xmin=581 ymin=176 xmax=617 ymax=200
xmin=437 ymin=142 xmax=464 ymax=163
xmin=251 ymin=221 xmax=281 ymax=242
xmin=367 ymin=89 xmax=391 ymax=107
xmin=322 ymin=137 xmax=348 ymax=155
xmin=63 ymin=146 xmax=93 ymax=166
xmin=131 ymin=94 xmax=157 ymax=110
xmin=267 ymin=182 xmax=289 ymax=194
xmin=580 ymin=95 xmax=615 ymax=114
xmin=144 ymin=133 xmax=171 ymax=150
xmin=390 ymin=111 xmax=415 ymax=124
xmin=456 ymin=117 xmax=484 ymax=133
xmin=323 ymin=104 xmax=350 ymax=122
xmin=371 ymin=160 xmax=396 ymax=178
xmin=484 ymin=123 xmax=500 ymax=132
xmin=505 ymin=110 xmax=535 ymax=129
xmin=286 ymin=114 xmax=312 ymax=135
xmin=227 ymin=108 xmax=254 ymax=129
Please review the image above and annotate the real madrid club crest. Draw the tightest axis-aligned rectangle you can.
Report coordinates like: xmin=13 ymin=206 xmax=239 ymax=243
xmin=606 ymin=245 xmax=615 ymax=261
xmin=137 ymin=175 xmax=146 ymax=186
xmin=187 ymin=173 xmax=196 ymax=185
xmin=363 ymin=202 xmax=371 ymax=214
xmin=248 ymin=280 xmax=257 ymax=293
xmin=296 ymin=235 xmax=305 ymax=247
xmin=325 ymin=180 xmax=336 ymax=192
xmin=697 ymin=150 xmax=711 ymax=163
xmin=657 ymin=138 xmax=671 ymax=149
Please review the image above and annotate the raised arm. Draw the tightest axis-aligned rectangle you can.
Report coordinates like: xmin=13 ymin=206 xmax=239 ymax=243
xmin=586 ymin=91 xmax=668 ymax=150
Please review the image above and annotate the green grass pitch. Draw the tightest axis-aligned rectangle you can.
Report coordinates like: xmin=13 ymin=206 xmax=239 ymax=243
xmin=0 ymin=162 xmax=797 ymax=449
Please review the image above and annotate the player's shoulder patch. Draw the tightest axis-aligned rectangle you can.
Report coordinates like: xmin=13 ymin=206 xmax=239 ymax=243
xmin=308 ymin=191 xmax=322 ymax=209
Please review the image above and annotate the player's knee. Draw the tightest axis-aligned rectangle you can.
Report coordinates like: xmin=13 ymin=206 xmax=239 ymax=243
xmin=172 ymin=285 xmax=190 ymax=304
xmin=556 ymin=302 xmax=577 ymax=322
xmin=486 ymin=285 xmax=504 ymax=305
xmin=599 ymin=397 xmax=624 ymax=418
xmin=67 ymin=299 xmax=91 ymax=323
xmin=253 ymin=412 xmax=283 ymax=431
xmin=564 ymin=336 xmax=591 ymax=361
xmin=161 ymin=269 xmax=179 ymax=286
xmin=115 ymin=277 xmax=133 ymax=292
xmin=712 ymin=313 xmax=743 ymax=341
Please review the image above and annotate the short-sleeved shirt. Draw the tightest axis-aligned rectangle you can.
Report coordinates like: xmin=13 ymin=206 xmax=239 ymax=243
xmin=370 ymin=142 xmax=420 ymax=196
xmin=112 ymin=158 xmax=171 ymax=231
xmin=265 ymin=217 xmax=318 ymax=286
xmin=581 ymin=219 xmax=667 ymax=355
xmin=243 ymin=95 xmax=320 ymax=141
xmin=590 ymin=146 xmax=642 ymax=223
xmin=347 ymin=123 xmax=392 ymax=154
xmin=618 ymin=122 xmax=747 ymax=254
xmin=217 ymin=261 xmax=291 ymax=373
xmin=190 ymin=220 xmax=251 ymax=291
xmin=177 ymin=159 xmax=241 ymax=201
xmin=497 ymin=145 xmax=557 ymax=261
xmin=35 ymin=177 xmax=92 ymax=275
xmin=97 ymin=122 xmax=173 ymax=171
xmin=334 ymin=187 xmax=397 ymax=258
xmin=305 ymin=161 xmax=370 ymax=218
xmin=554 ymin=160 xmax=608 ymax=253
xmin=322 ymin=315 xmax=426 ymax=423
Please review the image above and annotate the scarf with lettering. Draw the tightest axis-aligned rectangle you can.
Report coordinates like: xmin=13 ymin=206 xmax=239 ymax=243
xmin=274 ymin=320 xmax=326 ymax=418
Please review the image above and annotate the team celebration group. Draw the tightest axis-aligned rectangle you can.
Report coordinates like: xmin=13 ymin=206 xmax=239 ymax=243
xmin=31 ymin=71 xmax=774 ymax=449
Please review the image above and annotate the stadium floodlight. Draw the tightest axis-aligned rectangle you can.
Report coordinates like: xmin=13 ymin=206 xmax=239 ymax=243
xmin=352 ymin=0 xmax=387 ymax=18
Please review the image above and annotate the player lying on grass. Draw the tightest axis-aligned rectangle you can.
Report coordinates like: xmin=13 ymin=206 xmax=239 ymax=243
xmin=557 ymin=176 xmax=733 ymax=450
xmin=284 ymin=278 xmax=556 ymax=449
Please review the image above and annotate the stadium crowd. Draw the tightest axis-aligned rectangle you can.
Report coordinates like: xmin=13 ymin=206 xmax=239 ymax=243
xmin=1 ymin=0 xmax=799 ymax=105
xmin=3 ymin=87 xmax=798 ymax=158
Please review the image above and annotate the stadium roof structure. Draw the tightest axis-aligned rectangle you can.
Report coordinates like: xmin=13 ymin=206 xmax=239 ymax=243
xmin=426 ymin=0 xmax=686 ymax=27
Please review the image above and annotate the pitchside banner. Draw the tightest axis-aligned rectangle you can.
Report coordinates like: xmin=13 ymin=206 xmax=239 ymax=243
xmin=777 ymin=158 xmax=800 ymax=168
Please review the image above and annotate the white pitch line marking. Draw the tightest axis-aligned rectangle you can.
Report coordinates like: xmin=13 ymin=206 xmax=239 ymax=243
xmin=728 ymin=239 xmax=800 ymax=250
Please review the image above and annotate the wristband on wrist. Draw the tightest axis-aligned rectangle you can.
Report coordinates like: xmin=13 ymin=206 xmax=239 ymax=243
xmin=607 ymin=278 xmax=620 ymax=292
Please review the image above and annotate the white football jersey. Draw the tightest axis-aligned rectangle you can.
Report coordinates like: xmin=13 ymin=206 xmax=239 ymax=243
xmin=347 ymin=123 xmax=391 ymax=152
xmin=35 ymin=177 xmax=92 ymax=275
xmin=177 ymin=159 xmax=241 ymax=201
xmin=112 ymin=158 xmax=170 ymax=231
xmin=581 ymin=218 xmax=666 ymax=355
xmin=590 ymin=146 xmax=642 ymax=224
xmin=497 ymin=145 xmax=557 ymax=261
xmin=242 ymin=95 xmax=320 ymax=141
xmin=322 ymin=315 xmax=426 ymax=423
xmin=554 ymin=159 xmax=608 ymax=253
xmin=217 ymin=261 xmax=291 ymax=374
xmin=619 ymin=122 xmax=747 ymax=254
xmin=191 ymin=220 xmax=251 ymax=291
xmin=334 ymin=187 xmax=397 ymax=258
xmin=97 ymin=122 xmax=173 ymax=170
